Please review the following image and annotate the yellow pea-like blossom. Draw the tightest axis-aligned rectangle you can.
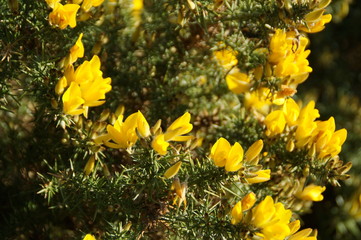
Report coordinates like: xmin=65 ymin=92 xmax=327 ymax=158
xmin=210 ymin=138 xmax=243 ymax=172
xmin=151 ymin=112 xmax=193 ymax=155
xmin=268 ymin=29 xmax=289 ymax=64
xmin=83 ymin=234 xmax=96 ymax=240
xmin=210 ymin=137 xmax=231 ymax=167
xmin=315 ymin=117 xmax=335 ymax=153
xmin=268 ymin=29 xmax=312 ymax=87
xmin=49 ymin=3 xmax=80 ymax=30
xmin=62 ymin=82 xmax=85 ymax=116
xmin=164 ymin=112 xmax=193 ymax=142
xmin=84 ymin=155 xmax=96 ymax=176
xmin=241 ymin=192 xmax=257 ymax=211
xmin=225 ymin=68 xmax=251 ymax=94
xmin=231 ymin=201 xmax=243 ymax=225
xmin=64 ymin=33 xmax=84 ymax=67
xmin=164 ymin=161 xmax=182 ymax=179
xmin=60 ymin=55 xmax=112 ymax=117
xmin=298 ymin=0 xmax=332 ymax=33
xmin=283 ymin=98 xmax=300 ymax=126
xmin=246 ymin=169 xmax=271 ymax=184
xmin=295 ymin=101 xmax=320 ymax=148
xmin=152 ymin=134 xmax=169 ymax=155
xmin=213 ymin=48 xmax=238 ymax=71
xmin=45 ymin=0 xmax=60 ymax=9
xmin=298 ymin=101 xmax=320 ymax=124
xmin=296 ymin=184 xmax=326 ymax=201
xmin=171 ymin=178 xmax=187 ymax=209
xmin=299 ymin=13 xmax=332 ymax=33
xmin=55 ymin=76 xmax=67 ymax=95
xmin=264 ymin=110 xmax=286 ymax=137
xmin=273 ymin=32 xmax=312 ymax=81
xmin=225 ymin=142 xmax=244 ymax=172
xmin=251 ymin=196 xmax=292 ymax=240
xmin=322 ymin=128 xmax=347 ymax=158
xmin=288 ymin=228 xmax=317 ymax=240
xmin=132 ymin=0 xmax=144 ymax=23
xmin=244 ymin=139 xmax=263 ymax=164
xmin=81 ymin=0 xmax=105 ymax=12
xmin=244 ymin=88 xmax=273 ymax=114
xmin=105 ymin=111 xmax=150 ymax=149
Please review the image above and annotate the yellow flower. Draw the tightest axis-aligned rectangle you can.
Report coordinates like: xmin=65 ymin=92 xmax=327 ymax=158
xmin=213 ymin=48 xmax=238 ymax=71
xmin=283 ymin=98 xmax=300 ymax=126
xmin=268 ymin=29 xmax=312 ymax=85
xmin=315 ymin=117 xmax=347 ymax=158
xmin=60 ymin=56 xmax=112 ymax=117
xmin=105 ymin=111 xmax=150 ymax=149
xmin=251 ymin=196 xmax=292 ymax=240
xmin=62 ymin=82 xmax=85 ymax=115
xmin=55 ymin=76 xmax=67 ymax=95
xmin=298 ymin=101 xmax=320 ymax=124
xmin=64 ymin=33 xmax=84 ymax=67
xmin=244 ymin=88 xmax=273 ymax=114
xmin=299 ymin=11 xmax=332 ymax=33
xmin=151 ymin=134 xmax=169 ymax=155
xmin=49 ymin=3 xmax=80 ymax=30
xmin=315 ymin=117 xmax=335 ymax=153
xmin=82 ymin=0 xmax=105 ymax=12
xmin=246 ymin=169 xmax=271 ymax=184
xmin=210 ymin=138 xmax=243 ymax=172
xmin=164 ymin=112 xmax=193 ymax=142
xmin=244 ymin=140 xmax=263 ymax=164
xmin=288 ymin=228 xmax=317 ymax=240
xmin=264 ymin=110 xmax=286 ymax=137
xmin=296 ymin=184 xmax=326 ymax=201
xmin=225 ymin=142 xmax=244 ymax=172
xmin=231 ymin=201 xmax=243 ymax=225
xmin=164 ymin=161 xmax=182 ymax=179
xmin=268 ymin=29 xmax=288 ymax=64
xmin=84 ymin=155 xmax=96 ymax=176
xmin=295 ymin=101 xmax=320 ymax=148
xmin=171 ymin=178 xmax=187 ymax=208
xmin=225 ymin=68 xmax=251 ymax=94
xmin=45 ymin=0 xmax=60 ymax=8
xmin=127 ymin=0 xmax=143 ymax=25
xmin=210 ymin=137 xmax=231 ymax=167
xmin=241 ymin=192 xmax=257 ymax=211
xmin=151 ymin=112 xmax=193 ymax=155
xmin=295 ymin=121 xmax=318 ymax=148
xmin=83 ymin=234 xmax=96 ymax=240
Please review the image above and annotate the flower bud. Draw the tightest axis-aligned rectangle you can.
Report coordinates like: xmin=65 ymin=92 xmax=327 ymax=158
xmin=84 ymin=155 xmax=96 ymax=176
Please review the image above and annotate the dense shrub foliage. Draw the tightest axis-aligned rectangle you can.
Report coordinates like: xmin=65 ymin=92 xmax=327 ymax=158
xmin=1 ymin=0 xmax=360 ymax=239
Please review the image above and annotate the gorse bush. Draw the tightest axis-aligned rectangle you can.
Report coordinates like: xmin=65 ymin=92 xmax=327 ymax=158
xmin=1 ymin=0 xmax=360 ymax=239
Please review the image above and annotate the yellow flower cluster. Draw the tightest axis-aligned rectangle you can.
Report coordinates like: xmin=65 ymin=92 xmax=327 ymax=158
xmin=298 ymin=0 xmax=332 ymax=33
xmin=210 ymin=138 xmax=271 ymax=183
xmin=213 ymin=48 xmax=251 ymax=94
xmin=264 ymin=98 xmax=347 ymax=159
xmin=214 ymin=29 xmax=312 ymax=112
xmin=100 ymin=111 xmax=150 ymax=149
xmin=231 ymin=195 xmax=318 ymax=240
xmin=55 ymin=33 xmax=112 ymax=117
xmin=60 ymin=55 xmax=112 ymax=117
xmin=151 ymin=112 xmax=194 ymax=155
xmin=268 ymin=29 xmax=312 ymax=87
xmin=94 ymin=112 xmax=194 ymax=156
xmin=46 ymin=0 xmax=104 ymax=29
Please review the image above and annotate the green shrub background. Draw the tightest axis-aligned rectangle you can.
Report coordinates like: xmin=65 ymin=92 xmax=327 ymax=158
xmin=1 ymin=0 xmax=361 ymax=239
